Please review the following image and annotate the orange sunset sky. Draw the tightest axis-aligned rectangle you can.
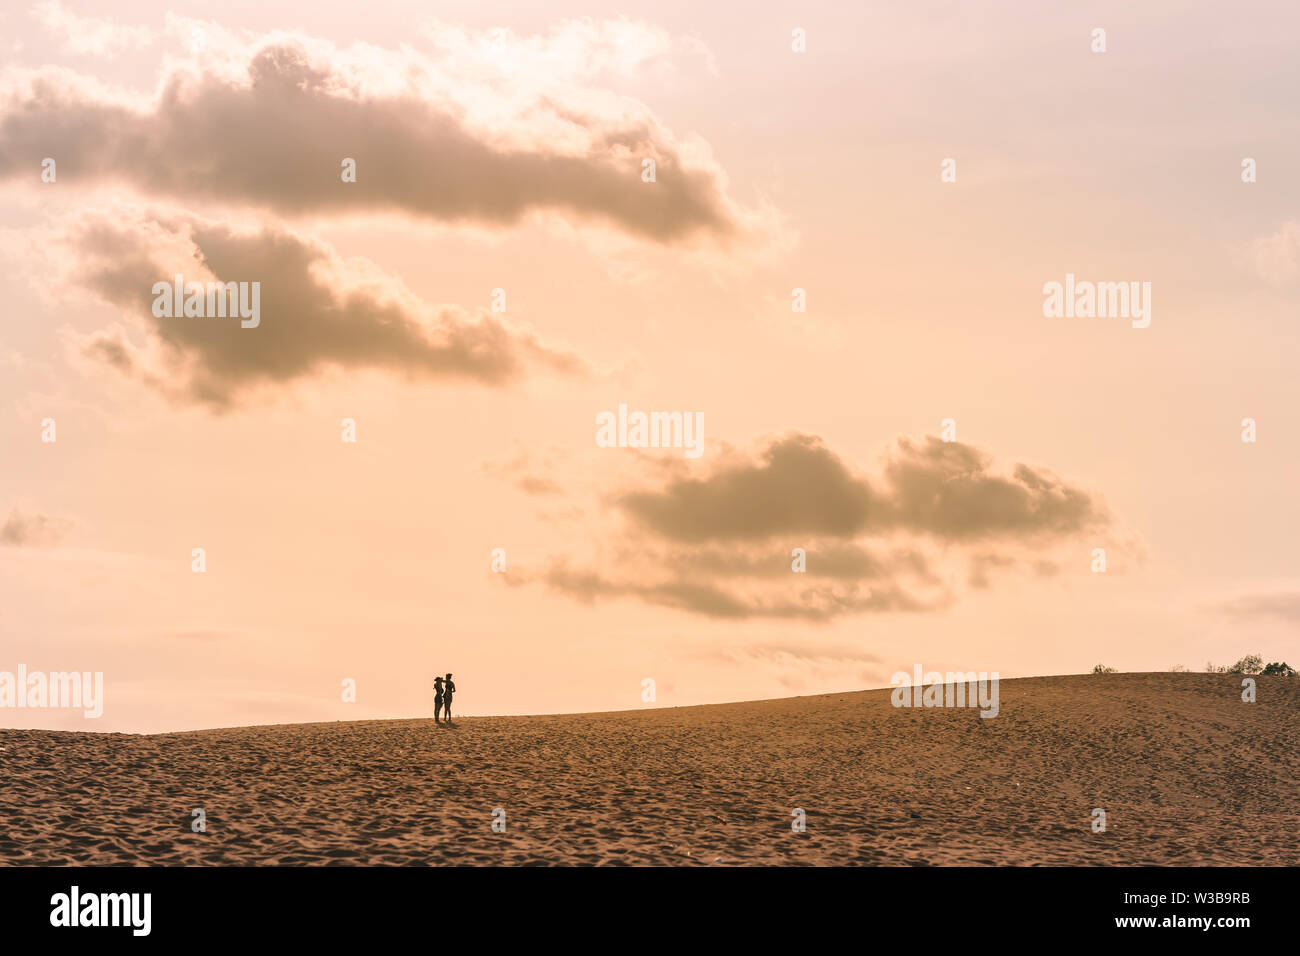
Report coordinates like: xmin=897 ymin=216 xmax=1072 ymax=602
xmin=1 ymin=0 xmax=1297 ymax=732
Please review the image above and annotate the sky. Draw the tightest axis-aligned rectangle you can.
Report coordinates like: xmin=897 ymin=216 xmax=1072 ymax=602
xmin=1 ymin=0 xmax=1297 ymax=732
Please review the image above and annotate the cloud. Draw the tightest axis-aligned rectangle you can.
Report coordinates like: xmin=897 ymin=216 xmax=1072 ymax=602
xmin=511 ymin=434 xmax=1111 ymax=621
xmin=619 ymin=435 xmax=875 ymax=542
xmin=1 ymin=508 xmax=73 ymax=546
xmin=671 ymin=542 xmax=940 ymax=581
xmin=620 ymin=434 xmax=1107 ymax=543
xmin=0 ymin=21 xmax=764 ymax=245
xmin=532 ymin=559 xmax=946 ymax=621
xmin=878 ymin=437 xmax=1105 ymax=541
xmin=1210 ymin=589 xmax=1300 ymax=623
xmin=31 ymin=1 xmax=152 ymax=58
xmin=47 ymin=209 xmax=585 ymax=408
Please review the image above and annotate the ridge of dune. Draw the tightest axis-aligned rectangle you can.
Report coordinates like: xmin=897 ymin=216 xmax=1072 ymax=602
xmin=2 ymin=673 xmax=1296 ymax=865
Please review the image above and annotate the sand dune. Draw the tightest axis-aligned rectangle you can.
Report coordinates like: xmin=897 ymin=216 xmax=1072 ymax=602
xmin=1 ymin=673 xmax=1296 ymax=865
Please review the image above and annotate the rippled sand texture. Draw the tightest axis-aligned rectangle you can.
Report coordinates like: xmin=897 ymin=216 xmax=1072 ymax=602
xmin=2 ymin=673 xmax=1296 ymax=865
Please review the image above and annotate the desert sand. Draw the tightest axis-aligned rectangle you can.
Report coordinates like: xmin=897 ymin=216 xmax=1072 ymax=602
xmin=1 ymin=673 xmax=1296 ymax=865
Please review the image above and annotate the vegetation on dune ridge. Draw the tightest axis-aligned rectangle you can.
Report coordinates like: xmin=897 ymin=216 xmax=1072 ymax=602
xmin=1089 ymin=656 xmax=1295 ymax=677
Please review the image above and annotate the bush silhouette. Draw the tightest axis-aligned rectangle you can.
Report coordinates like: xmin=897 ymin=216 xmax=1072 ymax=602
xmin=1261 ymin=661 xmax=1297 ymax=677
xmin=1091 ymin=663 xmax=1117 ymax=674
xmin=1228 ymin=654 xmax=1264 ymax=675
xmin=1206 ymin=655 xmax=1265 ymax=674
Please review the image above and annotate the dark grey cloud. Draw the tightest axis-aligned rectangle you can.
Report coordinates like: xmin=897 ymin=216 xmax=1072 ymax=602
xmin=619 ymin=435 xmax=875 ymax=543
xmin=534 ymin=559 xmax=949 ymax=621
xmin=620 ymin=434 xmax=1107 ymax=544
xmin=0 ymin=42 xmax=752 ymax=244
xmin=880 ymin=437 xmax=1106 ymax=541
xmin=672 ymin=542 xmax=939 ymax=583
xmin=61 ymin=211 xmax=585 ymax=408
xmin=514 ymin=433 xmax=1110 ymax=621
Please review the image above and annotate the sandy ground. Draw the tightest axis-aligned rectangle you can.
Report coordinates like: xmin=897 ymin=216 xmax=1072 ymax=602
xmin=1 ymin=673 xmax=1296 ymax=865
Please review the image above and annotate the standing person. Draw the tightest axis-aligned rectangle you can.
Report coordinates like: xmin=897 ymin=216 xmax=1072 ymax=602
xmin=433 ymin=675 xmax=445 ymax=723
xmin=443 ymin=674 xmax=456 ymax=721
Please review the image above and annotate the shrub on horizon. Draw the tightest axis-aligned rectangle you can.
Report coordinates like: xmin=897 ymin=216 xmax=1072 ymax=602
xmin=1228 ymin=654 xmax=1264 ymax=675
xmin=1261 ymin=661 xmax=1297 ymax=677
xmin=1091 ymin=663 xmax=1117 ymax=674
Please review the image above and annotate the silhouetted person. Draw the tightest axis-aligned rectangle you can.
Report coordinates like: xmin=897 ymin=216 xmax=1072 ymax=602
xmin=443 ymin=673 xmax=456 ymax=721
xmin=433 ymin=676 xmax=445 ymax=723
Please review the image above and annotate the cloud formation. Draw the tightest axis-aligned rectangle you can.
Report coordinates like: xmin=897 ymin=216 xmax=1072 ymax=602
xmin=620 ymin=434 xmax=1106 ymax=544
xmin=513 ymin=434 xmax=1111 ymax=621
xmin=53 ymin=210 xmax=584 ymax=407
xmin=533 ymin=552 xmax=948 ymax=621
xmin=0 ymin=21 xmax=760 ymax=244
xmin=877 ymin=437 xmax=1106 ymax=541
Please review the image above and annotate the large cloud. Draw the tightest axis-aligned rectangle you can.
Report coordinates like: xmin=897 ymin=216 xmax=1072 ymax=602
xmin=0 ymin=22 xmax=759 ymax=244
xmin=877 ymin=437 xmax=1106 ymax=541
xmin=509 ymin=434 xmax=1112 ymax=621
xmin=531 ymin=546 xmax=951 ymax=622
xmin=620 ymin=434 xmax=1106 ymax=543
xmin=620 ymin=435 xmax=875 ymax=542
xmin=52 ymin=210 xmax=585 ymax=407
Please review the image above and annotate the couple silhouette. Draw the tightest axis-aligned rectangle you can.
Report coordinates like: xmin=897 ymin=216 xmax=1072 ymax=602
xmin=433 ymin=673 xmax=456 ymax=723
